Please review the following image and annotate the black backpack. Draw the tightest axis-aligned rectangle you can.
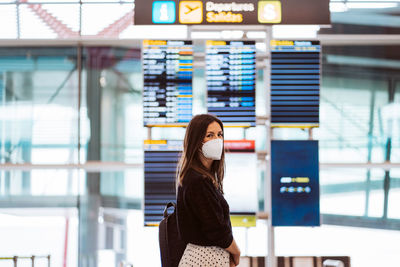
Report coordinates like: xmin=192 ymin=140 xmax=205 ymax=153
xmin=159 ymin=202 xmax=187 ymax=267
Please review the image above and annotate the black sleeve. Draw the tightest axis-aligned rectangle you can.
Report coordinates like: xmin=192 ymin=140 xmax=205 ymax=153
xmin=184 ymin=176 xmax=233 ymax=248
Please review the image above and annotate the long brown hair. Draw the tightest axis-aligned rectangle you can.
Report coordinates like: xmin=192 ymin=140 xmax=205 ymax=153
xmin=177 ymin=114 xmax=225 ymax=192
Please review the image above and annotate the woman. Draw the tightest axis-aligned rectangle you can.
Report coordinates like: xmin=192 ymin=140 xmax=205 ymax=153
xmin=176 ymin=114 xmax=241 ymax=267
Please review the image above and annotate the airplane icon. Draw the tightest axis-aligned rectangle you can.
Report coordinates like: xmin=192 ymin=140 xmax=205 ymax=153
xmin=184 ymin=4 xmax=199 ymax=14
xmin=179 ymin=1 xmax=203 ymax=24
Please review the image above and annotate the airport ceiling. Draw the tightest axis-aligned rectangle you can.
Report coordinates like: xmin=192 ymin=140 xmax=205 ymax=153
xmin=321 ymin=3 xmax=400 ymax=69
xmin=324 ymin=4 xmax=400 ymax=34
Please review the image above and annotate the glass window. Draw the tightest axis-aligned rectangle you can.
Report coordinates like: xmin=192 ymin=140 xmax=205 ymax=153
xmin=367 ymin=168 xmax=385 ymax=218
xmin=79 ymin=47 xmax=144 ymax=197
xmin=321 ymin=168 xmax=385 ymax=217
xmin=319 ymin=77 xmax=388 ymax=163
xmin=388 ymin=168 xmax=400 ymax=219
xmin=0 ymin=209 xmax=79 ymax=267
xmin=391 ymin=81 xmax=400 ymax=163
xmin=320 ymin=168 xmax=366 ymax=216
xmin=320 ymin=46 xmax=392 ymax=164
xmin=100 ymin=170 xmax=143 ymax=198
xmin=0 ymin=47 xmax=79 ymax=164
xmin=0 ymin=169 xmax=84 ymax=196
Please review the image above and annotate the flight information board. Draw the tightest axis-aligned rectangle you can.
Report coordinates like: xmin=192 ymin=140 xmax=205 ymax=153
xmin=206 ymin=40 xmax=256 ymax=127
xmin=270 ymin=40 xmax=320 ymax=127
xmin=144 ymin=140 xmax=182 ymax=226
xmin=271 ymin=140 xmax=320 ymax=226
xmin=142 ymin=40 xmax=193 ymax=126
xmin=224 ymin=145 xmax=258 ymax=218
xmin=143 ymin=139 xmax=258 ymax=226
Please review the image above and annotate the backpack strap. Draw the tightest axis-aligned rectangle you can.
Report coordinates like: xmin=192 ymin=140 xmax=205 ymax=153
xmin=163 ymin=202 xmax=176 ymax=218
xmin=163 ymin=201 xmax=176 ymax=266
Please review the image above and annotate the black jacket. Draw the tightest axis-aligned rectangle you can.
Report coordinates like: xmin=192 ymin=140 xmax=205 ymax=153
xmin=176 ymin=168 xmax=233 ymax=249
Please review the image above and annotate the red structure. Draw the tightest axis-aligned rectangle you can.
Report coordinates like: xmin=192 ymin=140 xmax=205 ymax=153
xmin=19 ymin=0 xmax=134 ymax=38
xmin=98 ymin=10 xmax=134 ymax=38
xmin=20 ymin=0 xmax=80 ymax=38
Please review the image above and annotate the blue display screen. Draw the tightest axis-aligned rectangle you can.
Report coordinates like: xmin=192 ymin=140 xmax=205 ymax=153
xmin=271 ymin=140 xmax=320 ymax=226
xmin=144 ymin=140 xmax=182 ymax=226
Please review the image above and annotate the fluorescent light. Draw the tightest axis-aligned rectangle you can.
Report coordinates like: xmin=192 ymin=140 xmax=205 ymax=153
xmin=346 ymin=2 xmax=398 ymax=8
xmin=272 ymin=25 xmax=320 ymax=39
xmin=326 ymin=55 xmax=400 ymax=69
xmin=120 ymin=25 xmax=188 ymax=39
xmin=246 ymin=31 xmax=267 ymax=39
xmin=330 ymin=1 xmax=398 ymax=12
xmin=192 ymin=30 xmax=244 ymax=40
xmin=221 ymin=30 xmax=244 ymax=39
xmin=330 ymin=2 xmax=348 ymax=12
xmin=191 ymin=31 xmax=221 ymax=39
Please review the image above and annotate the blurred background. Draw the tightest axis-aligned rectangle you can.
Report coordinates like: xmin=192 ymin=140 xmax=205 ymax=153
xmin=0 ymin=0 xmax=400 ymax=267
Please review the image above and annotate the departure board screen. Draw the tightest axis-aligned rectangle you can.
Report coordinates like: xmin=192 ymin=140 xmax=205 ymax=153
xmin=206 ymin=40 xmax=256 ymax=127
xmin=144 ymin=140 xmax=182 ymax=226
xmin=270 ymin=40 xmax=320 ymax=127
xmin=142 ymin=40 xmax=193 ymax=126
xmin=143 ymin=139 xmax=258 ymax=226
xmin=271 ymin=140 xmax=320 ymax=226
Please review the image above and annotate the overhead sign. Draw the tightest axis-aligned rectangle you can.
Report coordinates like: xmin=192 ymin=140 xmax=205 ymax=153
xmin=271 ymin=140 xmax=320 ymax=226
xmin=224 ymin=140 xmax=255 ymax=153
xmin=134 ymin=0 xmax=330 ymax=25
xmin=230 ymin=213 xmax=257 ymax=227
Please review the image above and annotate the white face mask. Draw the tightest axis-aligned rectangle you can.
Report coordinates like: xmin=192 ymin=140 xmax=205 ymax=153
xmin=201 ymin=138 xmax=223 ymax=160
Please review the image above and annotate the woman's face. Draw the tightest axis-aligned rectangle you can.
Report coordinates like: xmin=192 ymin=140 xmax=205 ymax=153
xmin=203 ymin=121 xmax=223 ymax=143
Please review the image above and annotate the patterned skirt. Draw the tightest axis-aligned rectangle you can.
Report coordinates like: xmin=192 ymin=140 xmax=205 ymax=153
xmin=178 ymin=243 xmax=230 ymax=267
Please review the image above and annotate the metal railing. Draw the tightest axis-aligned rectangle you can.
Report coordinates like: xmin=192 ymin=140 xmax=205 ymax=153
xmin=0 ymin=255 xmax=51 ymax=267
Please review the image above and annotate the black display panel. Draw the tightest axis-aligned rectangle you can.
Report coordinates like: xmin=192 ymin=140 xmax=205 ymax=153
xmin=270 ymin=40 xmax=320 ymax=127
xmin=144 ymin=140 xmax=182 ymax=226
xmin=143 ymin=40 xmax=193 ymax=126
xmin=271 ymin=140 xmax=320 ymax=226
xmin=143 ymin=139 xmax=259 ymax=226
xmin=206 ymin=40 xmax=256 ymax=127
